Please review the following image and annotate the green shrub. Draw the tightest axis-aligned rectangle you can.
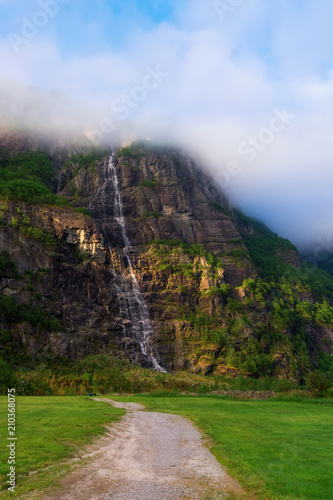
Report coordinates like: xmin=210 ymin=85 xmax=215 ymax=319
xmin=152 ymin=239 xmax=223 ymax=269
xmin=227 ymin=249 xmax=249 ymax=260
xmin=75 ymin=207 xmax=90 ymax=216
xmin=116 ymin=146 xmax=142 ymax=160
xmin=75 ymin=249 xmax=91 ymax=262
xmin=139 ymin=179 xmax=162 ymax=189
xmin=0 ymin=358 xmax=18 ymax=394
xmin=20 ymin=226 xmax=55 ymax=247
xmin=211 ymin=202 xmax=233 ymax=218
xmin=0 ymin=150 xmax=69 ymax=206
xmin=66 ymin=149 xmax=108 ymax=169
xmin=10 ymin=216 xmax=18 ymax=228
xmin=22 ymin=215 xmax=31 ymax=226
xmin=0 ymin=294 xmax=61 ymax=331
xmin=204 ymin=284 xmax=231 ymax=297
xmin=307 ymin=372 xmax=331 ymax=396
xmin=142 ymin=210 xmax=161 ymax=218
xmin=235 ymin=208 xmax=297 ymax=281
xmin=271 ymin=378 xmax=297 ymax=392
xmin=0 ymin=250 xmax=18 ymax=277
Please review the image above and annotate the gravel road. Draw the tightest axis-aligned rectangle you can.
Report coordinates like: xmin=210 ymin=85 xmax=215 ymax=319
xmin=42 ymin=398 xmax=242 ymax=500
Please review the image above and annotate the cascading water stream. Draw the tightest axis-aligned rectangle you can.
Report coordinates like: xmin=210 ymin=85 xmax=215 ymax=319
xmin=99 ymin=155 xmax=166 ymax=373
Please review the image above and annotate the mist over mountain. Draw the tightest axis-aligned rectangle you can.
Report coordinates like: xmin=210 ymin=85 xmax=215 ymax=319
xmin=1 ymin=1 xmax=333 ymax=251
xmin=0 ymin=78 xmax=331 ymax=253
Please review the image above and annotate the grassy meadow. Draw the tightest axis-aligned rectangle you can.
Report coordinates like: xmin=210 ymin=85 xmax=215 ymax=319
xmin=0 ymin=394 xmax=332 ymax=499
xmin=0 ymin=396 xmax=124 ymax=498
xmin=112 ymin=394 xmax=333 ymax=500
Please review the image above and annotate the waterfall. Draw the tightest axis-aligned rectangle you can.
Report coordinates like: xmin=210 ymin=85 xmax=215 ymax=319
xmin=99 ymin=155 xmax=166 ymax=373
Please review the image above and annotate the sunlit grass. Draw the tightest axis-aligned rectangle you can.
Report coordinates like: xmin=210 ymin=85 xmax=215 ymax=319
xmin=0 ymin=396 xmax=124 ymax=498
xmin=0 ymin=394 xmax=331 ymax=499
xmin=112 ymin=394 xmax=333 ymax=499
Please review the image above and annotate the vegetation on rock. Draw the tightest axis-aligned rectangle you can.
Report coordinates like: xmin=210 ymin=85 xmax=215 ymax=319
xmin=0 ymin=136 xmax=332 ymax=394
xmin=65 ymin=149 xmax=108 ymax=169
xmin=0 ymin=149 xmax=68 ymax=205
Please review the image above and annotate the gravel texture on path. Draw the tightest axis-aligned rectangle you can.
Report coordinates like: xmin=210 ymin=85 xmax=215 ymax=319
xmin=41 ymin=398 xmax=242 ymax=500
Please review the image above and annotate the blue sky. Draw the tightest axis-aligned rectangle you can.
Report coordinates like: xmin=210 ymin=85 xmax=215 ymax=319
xmin=1 ymin=0 xmax=331 ymax=74
xmin=1 ymin=1 xmax=332 ymax=84
xmin=0 ymin=0 xmax=333 ymax=249
xmin=0 ymin=0 xmax=178 ymax=56
xmin=48 ymin=1 xmax=178 ymax=56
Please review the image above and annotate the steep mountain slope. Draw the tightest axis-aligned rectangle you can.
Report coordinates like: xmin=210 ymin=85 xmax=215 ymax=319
xmin=0 ymin=132 xmax=332 ymax=392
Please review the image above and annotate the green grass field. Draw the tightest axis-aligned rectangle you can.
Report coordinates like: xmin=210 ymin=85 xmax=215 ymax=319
xmin=0 ymin=396 xmax=124 ymax=498
xmin=112 ymin=394 xmax=333 ymax=500
xmin=0 ymin=395 xmax=332 ymax=499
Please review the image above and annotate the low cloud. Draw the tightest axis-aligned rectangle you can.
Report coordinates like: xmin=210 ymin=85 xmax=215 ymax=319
xmin=0 ymin=0 xmax=332 ymax=250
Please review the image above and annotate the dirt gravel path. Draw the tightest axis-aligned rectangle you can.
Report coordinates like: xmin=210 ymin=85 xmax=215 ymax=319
xmin=42 ymin=398 xmax=242 ymax=500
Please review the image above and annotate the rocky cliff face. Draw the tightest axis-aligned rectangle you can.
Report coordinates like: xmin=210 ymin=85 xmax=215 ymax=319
xmin=0 ymin=132 xmax=332 ymax=382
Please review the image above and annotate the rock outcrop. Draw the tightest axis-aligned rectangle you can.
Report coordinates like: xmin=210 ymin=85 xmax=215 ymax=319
xmin=0 ymin=133 xmax=332 ymax=381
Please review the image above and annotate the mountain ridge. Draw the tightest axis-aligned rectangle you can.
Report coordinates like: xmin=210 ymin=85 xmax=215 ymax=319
xmin=0 ymin=130 xmax=332 ymax=393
